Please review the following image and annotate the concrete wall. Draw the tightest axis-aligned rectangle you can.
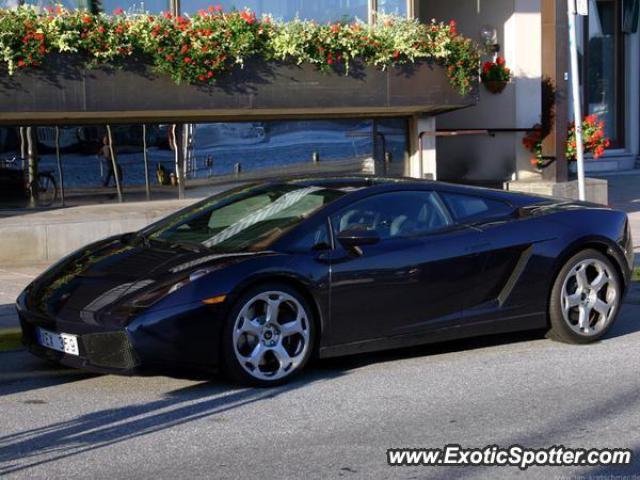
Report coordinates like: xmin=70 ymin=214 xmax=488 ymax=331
xmin=419 ymin=0 xmax=542 ymax=182
xmin=0 ymin=200 xmax=196 ymax=266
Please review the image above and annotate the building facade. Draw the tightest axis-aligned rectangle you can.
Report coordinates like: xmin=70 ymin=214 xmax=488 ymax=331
xmin=0 ymin=0 xmax=636 ymax=205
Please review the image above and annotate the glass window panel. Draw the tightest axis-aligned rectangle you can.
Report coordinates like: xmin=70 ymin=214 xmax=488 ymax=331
xmin=19 ymin=0 xmax=168 ymax=13
xmin=377 ymin=0 xmax=406 ymax=17
xmin=585 ymin=0 xmax=621 ymax=144
xmin=376 ymin=118 xmax=408 ymax=165
xmin=180 ymin=0 xmax=368 ymax=22
xmin=189 ymin=119 xmax=373 ymax=177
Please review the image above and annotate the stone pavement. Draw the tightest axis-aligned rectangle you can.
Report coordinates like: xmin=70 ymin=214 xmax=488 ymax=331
xmin=595 ymin=171 xmax=640 ymax=250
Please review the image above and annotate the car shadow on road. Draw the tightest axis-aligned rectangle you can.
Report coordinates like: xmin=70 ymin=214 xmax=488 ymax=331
xmin=314 ymin=329 xmax=548 ymax=375
xmin=0 ymin=351 xmax=96 ymax=397
xmin=0 ymin=365 xmax=343 ymax=476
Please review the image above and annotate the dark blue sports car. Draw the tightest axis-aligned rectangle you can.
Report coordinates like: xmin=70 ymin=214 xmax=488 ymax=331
xmin=17 ymin=177 xmax=634 ymax=386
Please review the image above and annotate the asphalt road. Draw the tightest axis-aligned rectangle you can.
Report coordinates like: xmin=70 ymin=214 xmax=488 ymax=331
xmin=1 ymin=285 xmax=640 ymax=480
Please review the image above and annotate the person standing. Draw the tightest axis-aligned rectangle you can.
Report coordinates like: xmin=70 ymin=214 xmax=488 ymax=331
xmin=98 ymin=134 xmax=122 ymax=188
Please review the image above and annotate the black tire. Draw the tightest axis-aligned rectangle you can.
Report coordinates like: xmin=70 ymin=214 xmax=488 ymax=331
xmin=547 ymin=248 xmax=622 ymax=344
xmin=220 ymin=283 xmax=316 ymax=387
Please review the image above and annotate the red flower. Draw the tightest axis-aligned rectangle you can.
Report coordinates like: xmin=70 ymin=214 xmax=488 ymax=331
xmin=163 ymin=12 xmax=172 ymax=19
xmin=393 ymin=50 xmax=400 ymax=59
xmin=482 ymin=61 xmax=492 ymax=73
xmin=240 ymin=11 xmax=255 ymax=24
xmin=207 ymin=70 xmax=214 ymax=78
xmin=113 ymin=8 xmax=124 ymax=15
xmin=82 ymin=16 xmax=92 ymax=24
xmin=180 ymin=44 xmax=189 ymax=54
xmin=184 ymin=57 xmax=192 ymax=63
xmin=165 ymin=54 xmax=174 ymax=61
xmin=496 ymin=56 xmax=505 ymax=66
xmin=448 ymin=19 xmax=457 ymax=35
xmin=17 ymin=59 xmax=26 ymax=68
xmin=198 ymin=74 xmax=206 ymax=81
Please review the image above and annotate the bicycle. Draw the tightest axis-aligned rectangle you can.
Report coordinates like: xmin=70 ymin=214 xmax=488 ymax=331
xmin=0 ymin=156 xmax=58 ymax=207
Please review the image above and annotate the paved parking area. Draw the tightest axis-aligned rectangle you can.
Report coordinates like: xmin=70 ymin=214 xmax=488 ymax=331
xmin=1 ymin=286 xmax=639 ymax=479
xmin=1 ymin=175 xmax=640 ymax=479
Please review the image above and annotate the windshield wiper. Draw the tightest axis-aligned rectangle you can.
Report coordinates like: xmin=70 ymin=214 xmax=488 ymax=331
xmin=170 ymin=240 xmax=209 ymax=254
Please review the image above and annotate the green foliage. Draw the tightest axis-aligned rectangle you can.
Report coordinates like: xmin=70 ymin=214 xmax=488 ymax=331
xmin=0 ymin=6 xmax=481 ymax=95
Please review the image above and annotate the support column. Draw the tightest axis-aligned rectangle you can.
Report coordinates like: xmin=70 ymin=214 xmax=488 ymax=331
xmin=173 ymin=123 xmax=186 ymax=200
xmin=25 ymin=126 xmax=38 ymax=208
xmin=407 ymin=115 xmax=436 ymax=179
xmin=541 ymin=0 xmax=569 ymax=182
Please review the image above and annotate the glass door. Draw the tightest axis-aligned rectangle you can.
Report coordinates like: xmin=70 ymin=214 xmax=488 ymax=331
xmin=582 ymin=0 xmax=625 ymax=147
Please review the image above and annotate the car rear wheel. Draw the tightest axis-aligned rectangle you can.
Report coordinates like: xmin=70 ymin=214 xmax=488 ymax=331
xmin=548 ymin=249 xmax=621 ymax=344
xmin=221 ymin=284 xmax=315 ymax=386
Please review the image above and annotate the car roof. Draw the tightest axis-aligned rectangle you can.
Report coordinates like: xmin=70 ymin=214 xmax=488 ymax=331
xmin=267 ymin=175 xmax=543 ymax=207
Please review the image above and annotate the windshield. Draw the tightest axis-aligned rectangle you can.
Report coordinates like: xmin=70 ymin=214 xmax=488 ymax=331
xmin=144 ymin=183 xmax=345 ymax=252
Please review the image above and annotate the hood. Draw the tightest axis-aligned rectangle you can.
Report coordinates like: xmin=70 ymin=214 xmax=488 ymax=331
xmin=26 ymin=234 xmax=270 ymax=325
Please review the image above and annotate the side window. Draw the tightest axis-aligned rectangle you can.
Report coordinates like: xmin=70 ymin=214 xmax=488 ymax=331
xmin=331 ymin=191 xmax=450 ymax=241
xmin=288 ymin=222 xmax=331 ymax=252
xmin=440 ymin=192 xmax=511 ymax=222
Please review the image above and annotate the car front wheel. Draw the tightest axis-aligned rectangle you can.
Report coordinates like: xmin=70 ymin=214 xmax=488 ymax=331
xmin=221 ymin=284 xmax=315 ymax=386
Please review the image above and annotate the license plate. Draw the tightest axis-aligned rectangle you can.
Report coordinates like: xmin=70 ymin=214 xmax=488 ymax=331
xmin=36 ymin=327 xmax=79 ymax=356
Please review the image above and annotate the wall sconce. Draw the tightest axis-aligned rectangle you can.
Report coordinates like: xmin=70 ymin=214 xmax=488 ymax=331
xmin=479 ymin=24 xmax=500 ymax=55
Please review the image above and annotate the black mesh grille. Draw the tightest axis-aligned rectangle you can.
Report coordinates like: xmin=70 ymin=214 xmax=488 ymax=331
xmin=81 ymin=331 xmax=139 ymax=370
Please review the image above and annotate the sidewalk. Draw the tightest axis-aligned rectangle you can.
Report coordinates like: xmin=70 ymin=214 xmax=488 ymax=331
xmin=0 ymin=265 xmax=44 ymax=328
xmin=595 ymin=171 xmax=640 ymax=248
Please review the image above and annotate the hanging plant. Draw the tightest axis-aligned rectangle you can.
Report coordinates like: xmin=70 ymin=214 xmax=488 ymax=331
xmin=480 ymin=56 xmax=511 ymax=94
xmin=523 ymin=115 xmax=611 ymax=170
xmin=0 ymin=6 xmax=481 ymax=95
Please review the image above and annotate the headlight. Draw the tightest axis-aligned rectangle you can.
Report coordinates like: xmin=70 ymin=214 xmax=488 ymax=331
xmin=127 ymin=269 xmax=211 ymax=309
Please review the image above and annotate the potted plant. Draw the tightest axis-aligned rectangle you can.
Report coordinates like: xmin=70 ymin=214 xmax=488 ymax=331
xmin=523 ymin=115 xmax=610 ymax=171
xmin=480 ymin=56 xmax=511 ymax=94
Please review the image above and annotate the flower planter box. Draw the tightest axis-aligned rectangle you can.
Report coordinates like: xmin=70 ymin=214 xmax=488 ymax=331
xmin=483 ymin=80 xmax=508 ymax=94
xmin=0 ymin=55 xmax=477 ymax=125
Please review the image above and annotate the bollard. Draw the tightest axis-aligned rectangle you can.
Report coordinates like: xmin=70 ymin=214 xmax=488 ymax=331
xmin=234 ymin=162 xmax=242 ymax=176
xmin=312 ymin=151 xmax=320 ymax=163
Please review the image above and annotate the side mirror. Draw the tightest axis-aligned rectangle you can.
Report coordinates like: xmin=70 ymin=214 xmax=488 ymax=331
xmin=336 ymin=228 xmax=380 ymax=252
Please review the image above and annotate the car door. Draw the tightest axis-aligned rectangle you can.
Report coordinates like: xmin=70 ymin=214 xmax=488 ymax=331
xmin=437 ymin=191 xmax=533 ymax=318
xmin=325 ymin=190 xmax=489 ymax=346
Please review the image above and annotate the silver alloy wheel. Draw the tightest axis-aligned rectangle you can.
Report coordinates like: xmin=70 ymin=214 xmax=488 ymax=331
xmin=232 ymin=291 xmax=311 ymax=381
xmin=560 ymin=258 xmax=619 ymax=336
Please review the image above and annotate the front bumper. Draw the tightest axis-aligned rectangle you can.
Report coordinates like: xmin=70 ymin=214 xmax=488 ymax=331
xmin=19 ymin=309 xmax=141 ymax=375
